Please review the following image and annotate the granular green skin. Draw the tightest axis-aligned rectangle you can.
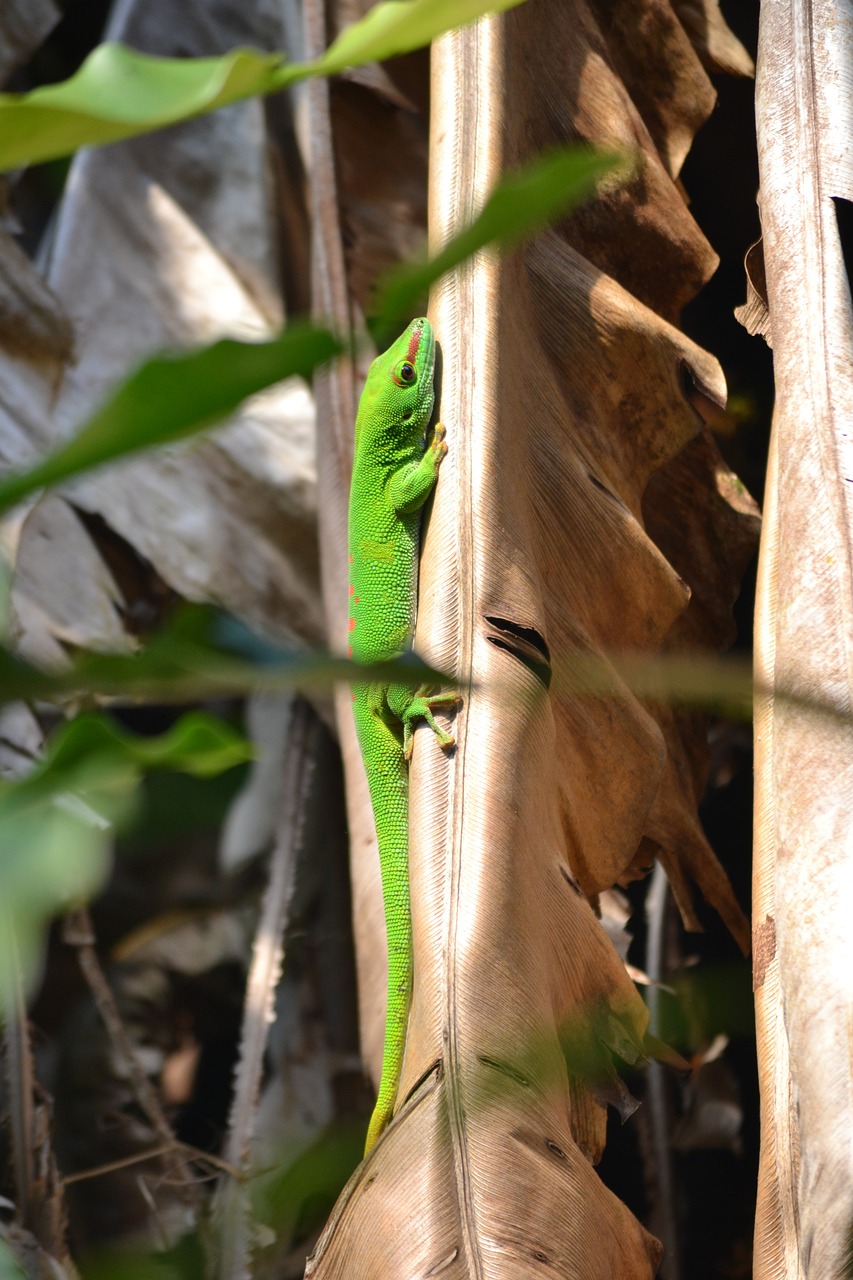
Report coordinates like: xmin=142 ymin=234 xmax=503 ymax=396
xmin=348 ymin=318 xmax=457 ymax=1153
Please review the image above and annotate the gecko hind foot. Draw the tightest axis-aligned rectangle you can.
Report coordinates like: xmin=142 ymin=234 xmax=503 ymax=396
xmin=401 ymin=687 xmax=461 ymax=760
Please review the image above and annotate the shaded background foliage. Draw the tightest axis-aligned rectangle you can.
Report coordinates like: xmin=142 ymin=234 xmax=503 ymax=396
xmin=598 ymin=8 xmax=769 ymax=1277
xmin=0 ymin=1 xmax=771 ymax=1277
xmin=613 ymin=6 xmax=769 ymax=1274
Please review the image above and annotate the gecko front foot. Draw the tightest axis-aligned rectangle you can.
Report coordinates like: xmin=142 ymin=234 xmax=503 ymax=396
xmin=428 ymin=421 xmax=447 ymax=460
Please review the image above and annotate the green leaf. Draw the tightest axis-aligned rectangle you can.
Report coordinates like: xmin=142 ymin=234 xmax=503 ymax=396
xmin=77 ymin=1249 xmax=187 ymax=1280
xmin=56 ymin=611 xmax=432 ymax=703
xmin=29 ymin=709 xmax=252 ymax=789
xmin=313 ymin=0 xmax=529 ymax=77
xmin=0 ymin=44 xmax=288 ymax=171
xmin=0 ymin=0 xmax=529 ymax=173
xmin=0 ymin=647 xmax=68 ymax=703
xmin=0 ymin=710 xmax=252 ymax=826
xmin=373 ymin=145 xmax=629 ymax=333
xmin=0 ymin=785 xmax=121 ymax=1008
xmin=553 ymin=649 xmax=757 ymax=722
xmin=0 ymin=710 xmax=251 ymax=1014
xmin=0 ymin=606 xmax=446 ymax=707
xmin=0 ymin=325 xmax=340 ymax=516
xmin=0 ymin=1238 xmax=28 ymax=1279
xmin=256 ymin=1119 xmax=365 ymax=1245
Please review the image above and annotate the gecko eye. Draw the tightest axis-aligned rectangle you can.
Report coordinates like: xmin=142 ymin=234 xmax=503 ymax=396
xmin=392 ymin=359 xmax=417 ymax=386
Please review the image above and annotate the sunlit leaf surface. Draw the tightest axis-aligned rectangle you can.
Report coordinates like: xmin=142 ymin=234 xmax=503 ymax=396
xmin=372 ymin=146 xmax=627 ymax=334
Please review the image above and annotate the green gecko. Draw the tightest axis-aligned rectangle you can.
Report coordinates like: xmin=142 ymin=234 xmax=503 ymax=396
xmin=348 ymin=317 xmax=459 ymax=1154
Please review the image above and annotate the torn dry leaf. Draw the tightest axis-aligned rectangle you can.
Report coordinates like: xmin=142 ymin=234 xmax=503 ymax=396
xmin=0 ymin=228 xmax=73 ymax=367
xmin=310 ymin=0 xmax=757 ymax=1275
xmin=2 ymin=0 xmax=322 ymax=663
xmin=752 ymin=1 xmax=853 ymax=1274
xmin=0 ymin=0 xmax=60 ymax=84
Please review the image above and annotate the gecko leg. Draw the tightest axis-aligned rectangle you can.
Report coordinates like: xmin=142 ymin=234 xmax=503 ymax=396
xmin=388 ymin=684 xmax=462 ymax=760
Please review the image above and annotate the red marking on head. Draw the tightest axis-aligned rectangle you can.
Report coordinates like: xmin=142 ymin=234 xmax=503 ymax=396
xmin=350 ymin=690 xmax=356 ymax=701
xmin=406 ymin=325 xmax=422 ymax=365
xmin=348 ymin=617 xmax=356 ymax=632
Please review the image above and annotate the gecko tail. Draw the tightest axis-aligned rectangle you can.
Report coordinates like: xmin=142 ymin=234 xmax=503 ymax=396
xmin=364 ymin=977 xmax=410 ymax=1153
xmin=364 ymin=910 xmax=412 ymax=1155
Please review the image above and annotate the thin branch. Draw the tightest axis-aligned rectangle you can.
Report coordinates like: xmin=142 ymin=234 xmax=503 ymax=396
xmin=62 ymin=1143 xmax=245 ymax=1187
xmin=644 ymin=863 xmax=682 ymax=1280
xmin=62 ymin=906 xmax=200 ymax=1212
xmin=210 ymin=698 xmax=318 ymax=1280
xmin=2 ymin=908 xmax=36 ymax=1229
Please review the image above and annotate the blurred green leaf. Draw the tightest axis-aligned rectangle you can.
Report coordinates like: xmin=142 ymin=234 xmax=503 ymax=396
xmin=0 ymin=553 xmax=11 ymax=642
xmin=313 ymin=0 xmax=528 ymax=77
xmin=0 ymin=792 xmax=116 ymax=1014
xmin=0 ymin=0 xmax=528 ymax=172
xmin=0 ymin=605 xmax=848 ymax=729
xmin=79 ymin=1249 xmax=189 ymax=1280
xmin=11 ymin=709 xmax=253 ymax=805
xmin=0 ymin=325 xmax=340 ymax=516
xmin=554 ymin=649 xmax=757 ymax=722
xmin=372 ymin=145 xmax=628 ymax=334
xmin=0 ymin=606 xmax=446 ymax=706
xmin=0 ymin=44 xmax=287 ymax=171
xmin=650 ymin=962 xmax=756 ymax=1049
xmin=120 ymin=766 xmax=247 ymax=852
xmin=0 ymin=709 xmax=251 ymax=1014
xmin=255 ymin=1119 xmax=365 ymax=1247
xmin=0 ymin=1239 xmax=27 ymax=1280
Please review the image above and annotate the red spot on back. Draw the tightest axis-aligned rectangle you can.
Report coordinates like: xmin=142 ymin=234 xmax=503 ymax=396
xmin=407 ymin=325 xmax=422 ymax=364
xmin=348 ymin=617 xmax=356 ymax=632
xmin=348 ymin=645 xmax=353 ymax=659
xmin=349 ymin=583 xmax=354 ymax=595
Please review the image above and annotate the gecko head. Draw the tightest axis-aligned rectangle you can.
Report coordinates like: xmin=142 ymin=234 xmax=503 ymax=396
xmin=364 ymin=317 xmax=436 ymax=438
